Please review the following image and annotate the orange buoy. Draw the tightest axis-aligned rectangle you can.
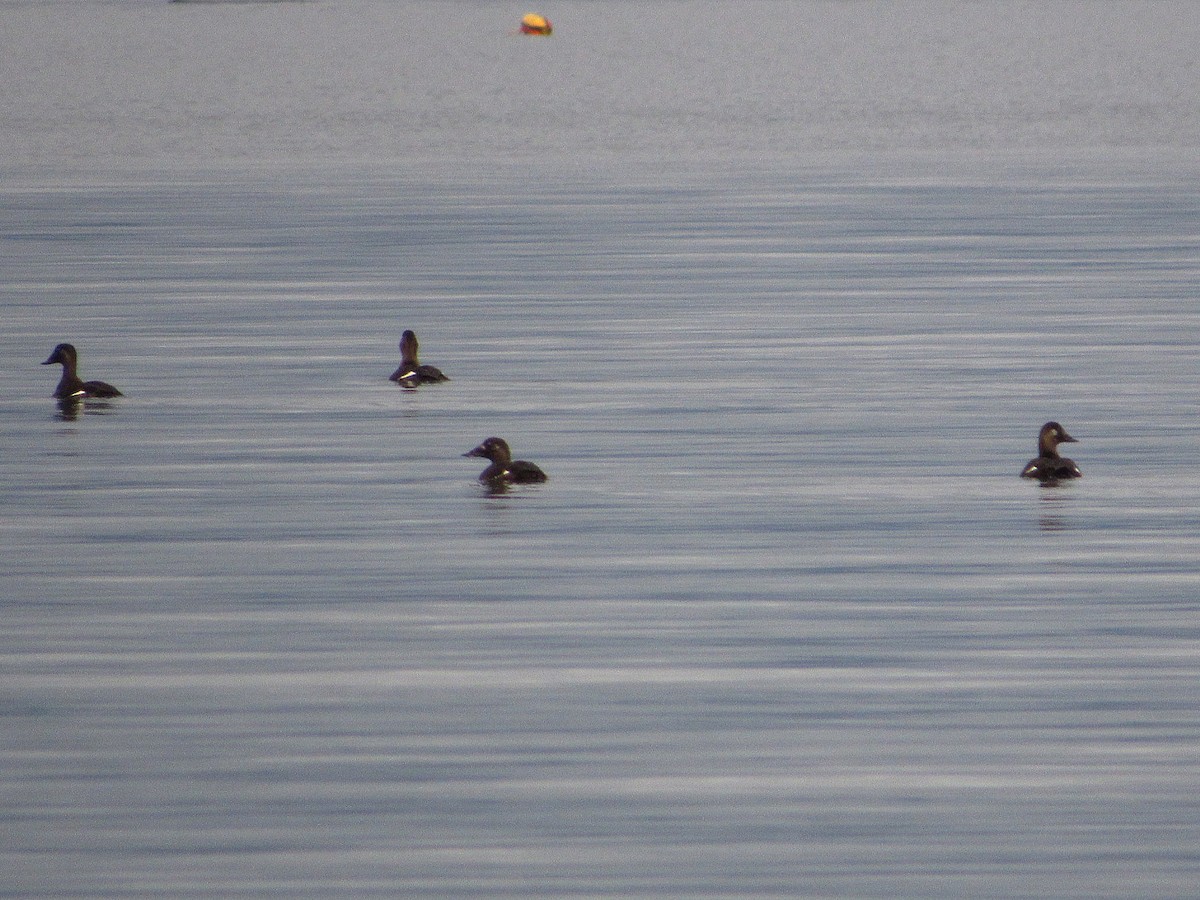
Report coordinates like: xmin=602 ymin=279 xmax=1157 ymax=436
xmin=519 ymin=12 xmax=552 ymax=35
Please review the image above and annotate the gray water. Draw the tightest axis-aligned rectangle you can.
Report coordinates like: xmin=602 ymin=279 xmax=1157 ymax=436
xmin=3 ymin=2 xmax=1200 ymax=897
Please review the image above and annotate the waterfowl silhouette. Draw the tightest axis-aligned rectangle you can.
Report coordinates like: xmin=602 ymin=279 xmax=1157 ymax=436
xmin=42 ymin=343 xmax=123 ymax=400
xmin=390 ymin=330 xmax=448 ymax=387
xmin=1021 ymin=421 xmax=1081 ymax=482
xmin=464 ymin=437 xmax=548 ymax=487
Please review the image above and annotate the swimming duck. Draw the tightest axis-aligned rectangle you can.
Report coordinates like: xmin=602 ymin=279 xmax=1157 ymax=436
xmin=1021 ymin=421 xmax=1081 ymax=482
xmin=390 ymin=330 xmax=448 ymax=386
xmin=464 ymin=437 xmax=548 ymax=486
xmin=42 ymin=343 xmax=123 ymax=400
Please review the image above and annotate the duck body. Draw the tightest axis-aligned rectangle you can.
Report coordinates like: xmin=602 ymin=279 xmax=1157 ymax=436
xmin=42 ymin=343 xmax=123 ymax=399
xmin=464 ymin=437 xmax=548 ymax=486
xmin=1021 ymin=421 xmax=1081 ymax=482
xmin=390 ymin=330 xmax=448 ymax=386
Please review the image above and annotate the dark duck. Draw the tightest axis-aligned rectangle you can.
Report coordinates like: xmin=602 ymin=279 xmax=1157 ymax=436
xmin=42 ymin=343 xmax=123 ymax=400
xmin=464 ymin=437 xmax=548 ymax=487
xmin=1021 ymin=421 xmax=1082 ymax=482
xmin=390 ymin=330 xmax=448 ymax=387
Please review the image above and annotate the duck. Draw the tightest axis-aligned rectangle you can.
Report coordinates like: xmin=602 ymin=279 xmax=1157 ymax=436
xmin=42 ymin=343 xmax=123 ymax=400
xmin=1021 ymin=421 xmax=1081 ymax=482
xmin=390 ymin=330 xmax=448 ymax=387
xmin=464 ymin=437 xmax=548 ymax=486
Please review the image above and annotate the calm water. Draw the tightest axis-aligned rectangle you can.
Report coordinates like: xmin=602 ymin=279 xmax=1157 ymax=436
xmin=3 ymin=2 xmax=1200 ymax=897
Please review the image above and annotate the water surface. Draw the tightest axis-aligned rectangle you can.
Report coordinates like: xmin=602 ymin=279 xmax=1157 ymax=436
xmin=2 ymin=1 xmax=1200 ymax=897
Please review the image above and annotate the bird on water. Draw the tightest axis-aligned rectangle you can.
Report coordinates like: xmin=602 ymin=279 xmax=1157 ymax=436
xmin=464 ymin=437 xmax=548 ymax=488
xmin=1021 ymin=421 xmax=1081 ymax=482
xmin=390 ymin=330 xmax=448 ymax=387
xmin=42 ymin=343 xmax=123 ymax=400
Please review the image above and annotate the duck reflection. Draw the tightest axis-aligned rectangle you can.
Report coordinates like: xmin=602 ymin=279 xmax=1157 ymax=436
xmin=481 ymin=479 xmax=514 ymax=497
xmin=54 ymin=397 xmax=119 ymax=421
xmin=1036 ymin=486 xmax=1072 ymax=532
xmin=54 ymin=397 xmax=82 ymax=421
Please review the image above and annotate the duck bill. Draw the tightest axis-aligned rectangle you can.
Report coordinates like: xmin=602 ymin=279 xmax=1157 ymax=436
xmin=463 ymin=445 xmax=487 ymax=458
xmin=1060 ymin=432 xmax=1078 ymax=443
xmin=41 ymin=353 xmax=58 ymax=365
